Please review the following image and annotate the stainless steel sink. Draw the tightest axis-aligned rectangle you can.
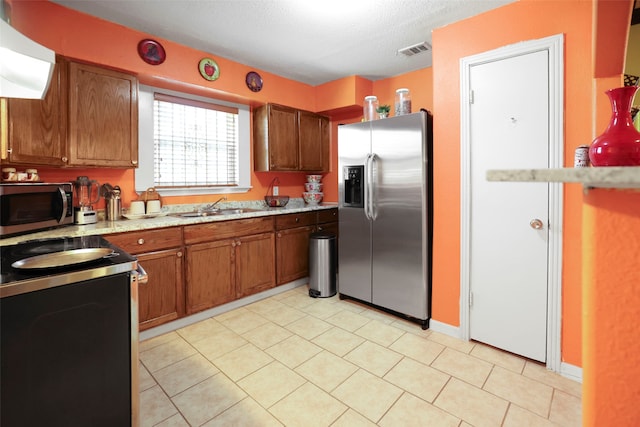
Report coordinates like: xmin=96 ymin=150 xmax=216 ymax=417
xmin=173 ymin=208 xmax=261 ymax=218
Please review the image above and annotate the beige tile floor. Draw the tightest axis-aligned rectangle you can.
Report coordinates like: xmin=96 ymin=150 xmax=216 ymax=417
xmin=139 ymin=286 xmax=581 ymax=426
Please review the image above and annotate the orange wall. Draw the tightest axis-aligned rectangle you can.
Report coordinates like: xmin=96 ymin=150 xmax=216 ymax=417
xmin=431 ymin=0 xmax=593 ymax=367
xmin=7 ymin=0 xmax=326 ymax=208
xmin=584 ymin=1 xmax=638 ymax=424
xmin=582 ymin=190 xmax=640 ymax=425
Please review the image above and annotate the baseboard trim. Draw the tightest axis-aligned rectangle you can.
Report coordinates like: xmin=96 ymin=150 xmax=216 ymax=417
xmin=140 ymin=279 xmax=308 ymax=341
xmin=560 ymin=362 xmax=583 ymax=383
xmin=428 ymin=319 xmax=462 ymax=339
xmin=427 ymin=320 xmax=583 ymax=382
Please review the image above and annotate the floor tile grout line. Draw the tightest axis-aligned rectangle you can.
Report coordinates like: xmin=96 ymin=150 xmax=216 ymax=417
xmin=140 ymin=290 xmax=581 ymax=426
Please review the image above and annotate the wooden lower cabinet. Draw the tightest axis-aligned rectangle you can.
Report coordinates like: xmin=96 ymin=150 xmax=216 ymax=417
xmin=103 ymin=210 xmax=336 ymax=328
xmin=276 ymin=225 xmax=315 ymax=285
xmin=105 ymin=227 xmax=184 ymax=331
xmin=317 ymin=208 xmax=339 ymax=236
xmin=275 ymin=212 xmax=317 ymax=285
xmin=236 ymin=232 xmax=276 ymax=298
xmin=136 ymin=249 xmax=184 ymax=330
xmin=184 ymin=217 xmax=275 ymax=314
xmin=185 ymin=239 xmax=235 ymax=314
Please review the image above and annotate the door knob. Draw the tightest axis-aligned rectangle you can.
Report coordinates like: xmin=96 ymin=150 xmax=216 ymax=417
xmin=530 ymin=219 xmax=544 ymax=229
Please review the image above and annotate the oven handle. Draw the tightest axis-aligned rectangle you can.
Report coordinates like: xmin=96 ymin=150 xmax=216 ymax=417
xmin=135 ymin=264 xmax=149 ymax=285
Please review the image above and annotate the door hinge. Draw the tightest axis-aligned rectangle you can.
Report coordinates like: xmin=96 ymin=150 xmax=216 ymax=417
xmin=469 ymin=292 xmax=474 ymax=307
xmin=469 ymin=90 xmax=474 ymax=104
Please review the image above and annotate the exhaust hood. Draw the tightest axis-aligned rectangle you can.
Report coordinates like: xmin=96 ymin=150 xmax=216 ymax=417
xmin=0 ymin=19 xmax=55 ymax=100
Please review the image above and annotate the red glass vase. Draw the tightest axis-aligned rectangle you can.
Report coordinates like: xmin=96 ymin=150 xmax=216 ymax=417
xmin=589 ymin=86 xmax=640 ymax=166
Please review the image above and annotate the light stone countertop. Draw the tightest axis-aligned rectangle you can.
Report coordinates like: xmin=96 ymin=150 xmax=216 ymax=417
xmin=1 ymin=199 xmax=338 ymax=247
xmin=486 ymin=167 xmax=640 ymax=189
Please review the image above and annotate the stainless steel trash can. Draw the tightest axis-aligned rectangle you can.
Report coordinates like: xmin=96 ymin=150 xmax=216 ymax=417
xmin=308 ymin=231 xmax=337 ymax=298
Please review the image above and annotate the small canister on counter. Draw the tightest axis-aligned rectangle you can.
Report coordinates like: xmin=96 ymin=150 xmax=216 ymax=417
xmin=574 ymin=145 xmax=590 ymax=168
xmin=26 ymin=169 xmax=39 ymax=181
xmin=2 ymin=168 xmax=17 ymax=181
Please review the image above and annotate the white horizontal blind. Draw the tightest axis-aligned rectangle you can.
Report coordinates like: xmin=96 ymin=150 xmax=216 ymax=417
xmin=153 ymin=94 xmax=239 ymax=187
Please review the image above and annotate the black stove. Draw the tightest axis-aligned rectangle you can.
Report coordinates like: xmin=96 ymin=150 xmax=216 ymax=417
xmin=1 ymin=236 xmax=137 ymax=297
xmin=1 ymin=235 xmax=140 ymax=426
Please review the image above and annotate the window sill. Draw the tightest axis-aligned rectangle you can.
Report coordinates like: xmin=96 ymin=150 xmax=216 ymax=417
xmin=486 ymin=167 xmax=640 ymax=189
xmin=135 ymin=186 xmax=253 ymax=197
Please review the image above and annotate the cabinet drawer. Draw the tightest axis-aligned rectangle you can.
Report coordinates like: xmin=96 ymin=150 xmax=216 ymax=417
xmin=105 ymin=227 xmax=183 ymax=254
xmin=184 ymin=217 xmax=274 ymax=245
xmin=275 ymin=212 xmax=316 ymax=230
xmin=317 ymin=208 xmax=338 ymax=224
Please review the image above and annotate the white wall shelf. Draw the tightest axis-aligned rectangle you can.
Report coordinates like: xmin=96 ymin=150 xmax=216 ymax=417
xmin=486 ymin=167 xmax=640 ymax=189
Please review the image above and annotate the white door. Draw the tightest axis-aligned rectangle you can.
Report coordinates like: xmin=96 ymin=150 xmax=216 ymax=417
xmin=469 ymin=50 xmax=549 ymax=362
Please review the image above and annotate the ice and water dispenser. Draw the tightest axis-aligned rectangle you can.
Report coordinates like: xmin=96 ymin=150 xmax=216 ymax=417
xmin=343 ymin=165 xmax=364 ymax=208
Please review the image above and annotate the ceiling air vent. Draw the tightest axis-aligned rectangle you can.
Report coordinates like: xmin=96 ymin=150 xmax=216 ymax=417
xmin=397 ymin=41 xmax=431 ymax=57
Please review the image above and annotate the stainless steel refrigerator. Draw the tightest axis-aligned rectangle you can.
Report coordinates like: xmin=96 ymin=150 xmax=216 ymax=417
xmin=338 ymin=110 xmax=432 ymax=329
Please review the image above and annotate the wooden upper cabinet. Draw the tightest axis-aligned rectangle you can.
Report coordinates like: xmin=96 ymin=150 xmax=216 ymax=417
xmin=254 ymin=103 xmax=329 ymax=172
xmin=3 ymin=56 xmax=68 ymax=166
xmin=298 ymin=110 xmax=329 ymax=172
xmin=68 ymin=61 xmax=139 ymax=167
xmin=2 ymin=57 xmax=139 ymax=168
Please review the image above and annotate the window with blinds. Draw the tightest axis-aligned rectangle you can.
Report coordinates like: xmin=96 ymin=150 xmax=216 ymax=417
xmin=153 ymin=93 xmax=239 ymax=188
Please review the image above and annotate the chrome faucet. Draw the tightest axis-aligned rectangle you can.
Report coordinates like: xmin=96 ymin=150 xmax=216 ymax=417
xmin=202 ymin=196 xmax=227 ymax=212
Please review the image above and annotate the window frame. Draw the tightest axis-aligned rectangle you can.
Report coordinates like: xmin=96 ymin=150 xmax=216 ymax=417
xmin=136 ymin=84 xmax=252 ymax=196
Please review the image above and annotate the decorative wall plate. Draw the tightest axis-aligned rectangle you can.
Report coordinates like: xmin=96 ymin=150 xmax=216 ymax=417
xmin=198 ymin=57 xmax=220 ymax=81
xmin=137 ymin=39 xmax=166 ymax=65
xmin=246 ymin=71 xmax=263 ymax=92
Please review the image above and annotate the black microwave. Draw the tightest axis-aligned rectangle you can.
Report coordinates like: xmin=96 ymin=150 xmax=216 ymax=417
xmin=0 ymin=183 xmax=74 ymax=238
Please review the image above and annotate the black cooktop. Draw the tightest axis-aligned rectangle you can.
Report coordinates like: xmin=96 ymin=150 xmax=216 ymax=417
xmin=1 ymin=236 xmax=136 ymax=287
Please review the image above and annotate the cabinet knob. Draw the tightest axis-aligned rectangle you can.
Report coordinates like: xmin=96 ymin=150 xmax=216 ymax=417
xmin=137 ymin=238 xmax=145 ymax=245
xmin=231 ymin=241 xmax=236 ymax=247
xmin=61 ymin=156 xmax=68 ymax=162
xmin=236 ymin=240 xmax=242 ymax=246
xmin=295 ymin=217 xmax=300 ymax=223
xmin=318 ymin=226 xmax=323 ymax=231
xmin=177 ymin=251 xmax=183 ymax=258
xmin=131 ymin=160 xmax=138 ymax=165
xmin=277 ymin=232 xmax=282 ymax=238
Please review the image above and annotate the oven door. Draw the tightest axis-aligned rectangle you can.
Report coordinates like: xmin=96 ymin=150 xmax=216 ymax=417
xmin=1 ymin=271 xmax=139 ymax=427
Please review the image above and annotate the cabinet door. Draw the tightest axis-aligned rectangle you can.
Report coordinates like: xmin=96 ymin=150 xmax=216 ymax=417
xmin=267 ymin=104 xmax=299 ymax=170
xmin=317 ymin=221 xmax=338 ymax=236
xmin=137 ymin=249 xmax=184 ymax=331
xmin=185 ymin=239 xmax=234 ymax=314
xmin=67 ymin=61 xmax=138 ymax=167
xmin=4 ymin=57 xmax=68 ymax=166
xmin=235 ymin=232 xmax=275 ymax=298
xmin=276 ymin=225 xmax=315 ymax=285
xmin=299 ymin=110 xmax=329 ymax=172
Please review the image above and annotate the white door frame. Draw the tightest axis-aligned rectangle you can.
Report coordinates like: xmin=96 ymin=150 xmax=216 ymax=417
xmin=459 ymin=34 xmax=564 ymax=372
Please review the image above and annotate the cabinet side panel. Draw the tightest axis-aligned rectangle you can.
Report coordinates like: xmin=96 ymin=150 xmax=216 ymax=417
xmin=5 ymin=57 xmax=68 ymax=166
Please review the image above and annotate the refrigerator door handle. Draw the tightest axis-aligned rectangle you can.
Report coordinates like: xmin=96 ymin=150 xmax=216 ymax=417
xmin=368 ymin=153 xmax=378 ymax=220
xmin=364 ymin=153 xmax=372 ymax=220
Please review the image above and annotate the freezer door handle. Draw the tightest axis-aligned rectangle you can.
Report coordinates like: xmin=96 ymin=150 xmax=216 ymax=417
xmin=364 ymin=154 xmax=372 ymax=220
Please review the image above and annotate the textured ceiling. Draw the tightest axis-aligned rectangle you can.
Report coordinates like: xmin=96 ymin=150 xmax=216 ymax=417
xmin=52 ymin=0 xmax=515 ymax=85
